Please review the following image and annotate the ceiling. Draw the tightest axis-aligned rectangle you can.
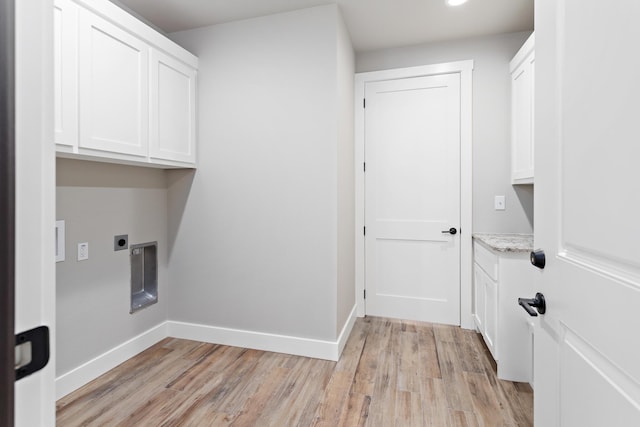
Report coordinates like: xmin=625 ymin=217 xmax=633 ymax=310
xmin=115 ymin=0 xmax=534 ymax=52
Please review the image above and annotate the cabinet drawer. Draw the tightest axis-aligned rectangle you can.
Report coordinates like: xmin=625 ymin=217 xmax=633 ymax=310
xmin=474 ymin=241 xmax=498 ymax=281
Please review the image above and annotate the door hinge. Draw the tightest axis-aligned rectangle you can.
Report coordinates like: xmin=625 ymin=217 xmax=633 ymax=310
xmin=363 ymin=162 xmax=366 ymax=172
xmin=364 ymin=289 xmax=366 ymax=299
xmin=363 ymin=98 xmax=366 ymax=108
xmin=363 ymin=226 xmax=366 ymax=236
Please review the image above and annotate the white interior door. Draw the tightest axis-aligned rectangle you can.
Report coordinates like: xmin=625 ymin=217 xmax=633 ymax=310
xmin=364 ymin=73 xmax=461 ymax=325
xmin=534 ymin=1 xmax=640 ymax=425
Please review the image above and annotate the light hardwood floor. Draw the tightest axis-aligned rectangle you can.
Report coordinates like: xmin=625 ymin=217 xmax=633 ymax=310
xmin=56 ymin=317 xmax=533 ymax=426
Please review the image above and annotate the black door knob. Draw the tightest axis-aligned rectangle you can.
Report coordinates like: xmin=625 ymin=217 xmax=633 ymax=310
xmin=530 ymin=250 xmax=545 ymax=269
xmin=441 ymin=227 xmax=457 ymax=235
xmin=518 ymin=292 xmax=546 ymax=317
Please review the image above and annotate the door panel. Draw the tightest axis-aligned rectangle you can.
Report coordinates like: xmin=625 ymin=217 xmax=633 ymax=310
xmin=376 ymin=240 xmax=456 ymax=299
xmin=560 ymin=328 xmax=640 ymax=426
xmin=365 ymin=73 xmax=461 ymax=325
xmin=534 ymin=0 xmax=640 ymax=424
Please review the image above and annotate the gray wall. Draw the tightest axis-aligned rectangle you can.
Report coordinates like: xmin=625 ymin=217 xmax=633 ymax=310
xmin=56 ymin=158 xmax=168 ymax=376
xmin=336 ymin=10 xmax=355 ymax=336
xmin=169 ymin=4 xmax=355 ymax=341
xmin=357 ymin=32 xmax=534 ymax=234
xmin=56 ymin=10 xmax=527 ymax=377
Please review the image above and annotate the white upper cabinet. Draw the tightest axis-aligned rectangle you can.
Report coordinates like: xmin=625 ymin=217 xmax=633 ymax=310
xmin=53 ymin=0 xmax=78 ymax=152
xmin=78 ymin=8 xmax=149 ymax=157
xmin=149 ymin=50 xmax=196 ymax=164
xmin=53 ymin=0 xmax=198 ymax=168
xmin=510 ymin=33 xmax=535 ymax=184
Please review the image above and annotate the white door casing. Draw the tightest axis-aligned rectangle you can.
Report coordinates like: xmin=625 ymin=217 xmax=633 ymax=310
xmin=534 ymin=1 xmax=640 ymax=426
xmin=15 ymin=0 xmax=56 ymax=425
xmin=355 ymin=61 xmax=473 ymax=328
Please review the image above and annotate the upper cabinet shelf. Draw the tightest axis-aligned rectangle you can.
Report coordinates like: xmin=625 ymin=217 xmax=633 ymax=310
xmin=510 ymin=33 xmax=534 ymax=184
xmin=53 ymin=0 xmax=198 ymax=169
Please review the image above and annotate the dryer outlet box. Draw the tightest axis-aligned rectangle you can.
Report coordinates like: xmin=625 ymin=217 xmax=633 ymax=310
xmin=114 ymin=234 xmax=129 ymax=251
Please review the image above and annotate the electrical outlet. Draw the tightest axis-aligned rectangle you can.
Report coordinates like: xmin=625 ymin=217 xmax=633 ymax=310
xmin=77 ymin=242 xmax=89 ymax=261
xmin=494 ymin=195 xmax=506 ymax=211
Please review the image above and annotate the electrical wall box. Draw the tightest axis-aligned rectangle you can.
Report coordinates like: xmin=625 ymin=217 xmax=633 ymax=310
xmin=114 ymin=234 xmax=128 ymax=251
xmin=130 ymin=242 xmax=158 ymax=314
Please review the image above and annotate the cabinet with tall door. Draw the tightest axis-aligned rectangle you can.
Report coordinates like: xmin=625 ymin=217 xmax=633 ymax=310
xmin=473 ymin=234 xmax=534 ymax=384
xmin=510 ymin=33 xmax=534 ymax=184
xmin=53 ymin=0 xmax=198 ymax=168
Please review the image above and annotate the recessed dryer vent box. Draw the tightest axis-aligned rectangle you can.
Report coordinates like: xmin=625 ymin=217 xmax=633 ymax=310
xmin=130 ymin=242 xmax=158 ymax=314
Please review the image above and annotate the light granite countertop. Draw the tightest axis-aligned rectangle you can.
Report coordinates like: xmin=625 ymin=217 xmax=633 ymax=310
xmin=472 ymin=233 xmax=534 ymax=253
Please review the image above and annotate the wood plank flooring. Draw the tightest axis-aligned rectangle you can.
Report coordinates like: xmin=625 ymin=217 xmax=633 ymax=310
xmin=56 ymin=317 xmax=533 ymax=426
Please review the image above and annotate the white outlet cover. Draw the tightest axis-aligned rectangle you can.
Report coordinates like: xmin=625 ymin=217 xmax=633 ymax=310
xmin=55 ymin=220 xmax=65 ymax=262
xmin=77 ymin=242 xmax=89 ymax=261
xmin=495 ymin=195 xmax=506 ymax=210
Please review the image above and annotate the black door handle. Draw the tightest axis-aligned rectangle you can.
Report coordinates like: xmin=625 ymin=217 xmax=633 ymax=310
xmin=441 ymin=227 xmax=457 ymax=235
xmin=530 ymin=250 xmax=545 ymax=269
xmin=518 ymin=293 xmax=546 ymax=317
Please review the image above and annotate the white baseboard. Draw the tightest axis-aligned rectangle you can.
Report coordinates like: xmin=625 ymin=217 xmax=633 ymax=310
xmin=55 ymin=322 xmax=168 ymax=400
xmin=336 ymin=305 xmax=357 ymax=358
xmin=168 ymin=307 xmax=358 ymax=362
xmin=56 ymin=311 xmax=359 ymax=399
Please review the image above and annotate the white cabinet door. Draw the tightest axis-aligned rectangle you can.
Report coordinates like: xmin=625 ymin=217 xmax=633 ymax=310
xmin=511 ymin=35 xmax=535 ymax=184
xmin=149 ymin=49 xmax=196 ymax=165
xmin=474 ymin=264 xmax=498 ymax=359
xmin=483 ymin=271 xmax=498 ymax=359
xmin=473 ymin=264 xmax=485 ymax=333
xmin=53 ymin=0 xmax=78 ymax=151
xmin=78 ymin=8 xmax=148 ymax=157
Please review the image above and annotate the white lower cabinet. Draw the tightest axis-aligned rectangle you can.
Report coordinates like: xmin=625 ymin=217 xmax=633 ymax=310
xmin=473 ymin=240 xmax=534 ymax=383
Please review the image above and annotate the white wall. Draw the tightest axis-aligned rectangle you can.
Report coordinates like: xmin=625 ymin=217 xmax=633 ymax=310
xmin=56 ymin=158 xmax=168 ymax=376
xmin=169 ymin=4 xmax=354 ymax=342
xmin=357 ymin=31 xmax=534 ymax=234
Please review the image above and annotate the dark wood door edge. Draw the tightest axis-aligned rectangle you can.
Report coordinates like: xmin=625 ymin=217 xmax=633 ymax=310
xmin=0 ymin=0 xmax=16 ymax=425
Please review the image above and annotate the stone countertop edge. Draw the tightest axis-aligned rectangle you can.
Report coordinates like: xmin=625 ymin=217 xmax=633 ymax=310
xmin=472 ymin=233 xmax=534 ymax=253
